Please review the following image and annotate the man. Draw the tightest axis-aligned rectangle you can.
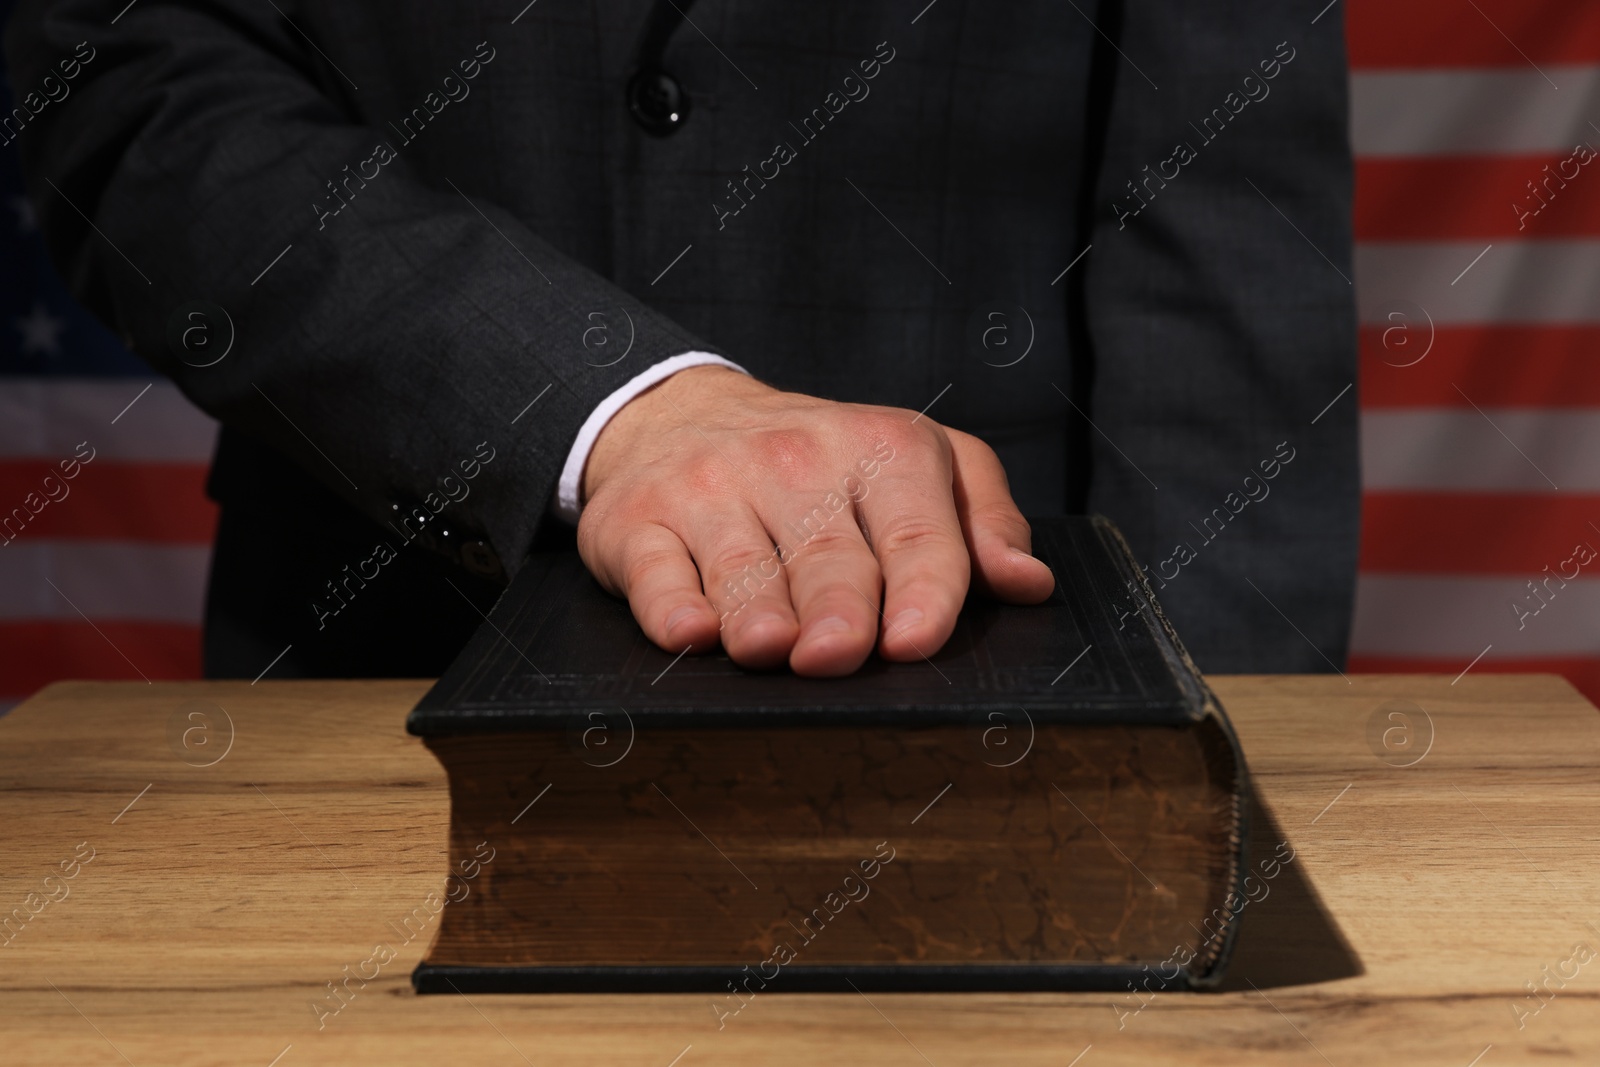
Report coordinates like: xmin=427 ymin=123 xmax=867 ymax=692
xmin=5 ymin=0 xmax=1358 ymax=679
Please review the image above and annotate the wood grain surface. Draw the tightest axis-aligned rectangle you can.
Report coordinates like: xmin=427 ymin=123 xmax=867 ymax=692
xmin=1 ymin=674 xmax=1597 ymax=1066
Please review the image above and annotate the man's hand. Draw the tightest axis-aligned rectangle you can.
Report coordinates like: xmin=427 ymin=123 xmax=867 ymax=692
xmin=576 ymin=365 xmax=1055 ymax=676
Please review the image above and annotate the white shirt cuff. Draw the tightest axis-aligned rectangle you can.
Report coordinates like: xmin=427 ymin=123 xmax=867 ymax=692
xmin=555 ymin=351 xmax=748 ymax=524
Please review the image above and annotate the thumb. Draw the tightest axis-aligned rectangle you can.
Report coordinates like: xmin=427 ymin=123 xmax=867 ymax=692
xmin=945 ymin=428 xmax=1055 ymax=603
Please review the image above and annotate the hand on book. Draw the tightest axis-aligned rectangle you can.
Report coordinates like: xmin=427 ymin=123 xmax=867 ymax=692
xmin=578 ymin=365 xmax=1055 ymax=676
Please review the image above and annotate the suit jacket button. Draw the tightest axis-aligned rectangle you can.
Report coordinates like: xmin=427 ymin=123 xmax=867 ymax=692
xmin=627 ymin=68 xmax=689 ymax=135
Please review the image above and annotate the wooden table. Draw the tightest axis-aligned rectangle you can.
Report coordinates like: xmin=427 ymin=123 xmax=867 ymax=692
xmin=2 ymin=675 xmax=1597 ymax=1065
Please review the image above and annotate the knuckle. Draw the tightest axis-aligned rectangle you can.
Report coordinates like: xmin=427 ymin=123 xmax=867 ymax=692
xmin=750 ymin=429 xmax=820 ymax=483
xmin=708 ymin=542 xmax=778 ymax=580
xmin=860 ymin=414 xmax=949 ymax=474
xmin=683 ymin=458 xmax=738 ymax=497
xmin=876 ymin=517 xmax=960 ymax=558
xmin=971 ymin=500 xmax=1031 ymax=543
xmin=625 ymin=486 xmax=674 ymax=526
xmin=852 ymin=411 xmax=917 ymax=452
xmin=711 ymin=562 xmax=782 ymax=614
xmin=799 ymin=525 xmax=866 ymax=559
xmin=622 ymin=543 xmax=682 ymax=589
xmin=589 ymin=479 xmax=664 ymax=526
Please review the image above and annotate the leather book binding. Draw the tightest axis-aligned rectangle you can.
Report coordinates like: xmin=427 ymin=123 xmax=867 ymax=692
xmin=407 ymin=515 xmax=1250 ymax=994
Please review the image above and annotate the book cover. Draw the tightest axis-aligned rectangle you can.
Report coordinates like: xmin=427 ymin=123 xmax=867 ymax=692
xmin=408 ymin=515 xmax=1250 ymax=993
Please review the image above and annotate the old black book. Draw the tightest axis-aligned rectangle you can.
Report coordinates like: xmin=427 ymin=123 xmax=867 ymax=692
xmin=407 ymin=515 xmax=1250 ymax=995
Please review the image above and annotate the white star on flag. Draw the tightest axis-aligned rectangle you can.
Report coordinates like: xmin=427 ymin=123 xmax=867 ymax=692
xmin=15 ymin=301 xmax=65 ymax=356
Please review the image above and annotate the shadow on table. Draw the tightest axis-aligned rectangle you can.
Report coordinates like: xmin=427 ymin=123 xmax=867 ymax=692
xmin=1214 ymin=792 xmax=1364 ymax=991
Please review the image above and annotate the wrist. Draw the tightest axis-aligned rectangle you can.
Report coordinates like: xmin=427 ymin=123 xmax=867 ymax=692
xmin=583 ymin=364 xmax=768 ymax=503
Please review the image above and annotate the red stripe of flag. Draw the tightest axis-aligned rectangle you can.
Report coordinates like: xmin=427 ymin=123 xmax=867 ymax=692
xmin=1347 ymin=0 xmax=1600 ymax=69
xmin=0 ymin=621 xmax=203 ymax=700
xmin=1360 ymin=325 xmax=1600 ymax=408
xmin=1361 ymin=491 xmax=1600 ymax=574
xmin=0 ymin=463 xmax=217 ymax=544
xmin=1356 ymin=156 xmax=1600 ymax=241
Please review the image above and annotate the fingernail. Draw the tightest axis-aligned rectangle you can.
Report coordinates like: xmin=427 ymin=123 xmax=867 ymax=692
xmin=805 ymin=615 xmax=853 ymax=640
xmin=742 ymin=612 xmax=789 ymax=634
xmin=887 ymin=608 xmax=924 ymax=634
xmin=665 ymin=605 xmax=700 ymax=634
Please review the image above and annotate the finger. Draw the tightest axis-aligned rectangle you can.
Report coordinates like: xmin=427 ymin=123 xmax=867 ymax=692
xmin=947 ymin=428 xmax=1056 ymax=603
xmin=683 ymin=506 xmax=801 ymax=670
xmin=581 ymin=519 xmax=722 ymax=654
xmin=854 ymin=432 xmax=971 ymax=662
xmin=777 ymin=506 xmax=881 ymax=677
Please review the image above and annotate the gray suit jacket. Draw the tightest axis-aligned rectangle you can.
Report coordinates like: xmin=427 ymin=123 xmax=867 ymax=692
xmin=5 ymin=0 xmax=1359 ymax=676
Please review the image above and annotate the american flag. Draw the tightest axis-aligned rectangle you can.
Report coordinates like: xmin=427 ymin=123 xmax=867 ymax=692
xmin=0 ymin=8 xmax=217 ymax=704
xmin=3 ymin=0 xmax=1599 ymax=705
xmin=1346 ymin=0 xmax=1600 ymax=700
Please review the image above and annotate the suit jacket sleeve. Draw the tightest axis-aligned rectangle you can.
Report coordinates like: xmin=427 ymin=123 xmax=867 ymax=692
xmin=3 ymin=0 xmax=721 ymax=578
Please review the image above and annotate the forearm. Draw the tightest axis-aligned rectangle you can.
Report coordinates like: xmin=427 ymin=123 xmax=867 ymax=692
xmin=4 ymin=0 xmax=721 ymax=574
